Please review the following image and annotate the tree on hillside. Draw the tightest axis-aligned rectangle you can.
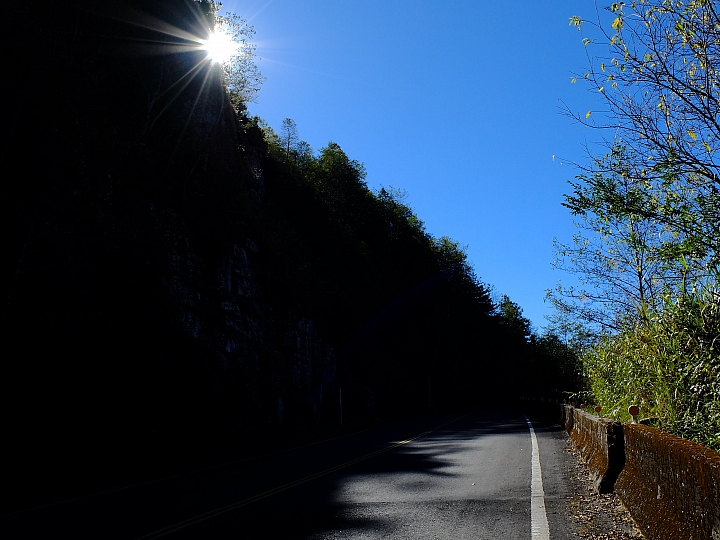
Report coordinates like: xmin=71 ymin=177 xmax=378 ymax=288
xmin=203 ymin=1 xmax=265 ymax=107
xmin=375 ymin=187 xmax=429 ymax=245
xmin=280 ymin=118 xmax=299 ymax=162
xmin=310 ymin=143 xmax=369 ymax=221
xmin=433 ymin=236 xmax=470 ymax=274
xmin=498 ymin=295 xmax=532 ymax=342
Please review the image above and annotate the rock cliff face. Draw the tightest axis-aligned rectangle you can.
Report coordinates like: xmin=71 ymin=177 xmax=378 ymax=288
xmin=1 ymin=0 xmax=340 ymax=498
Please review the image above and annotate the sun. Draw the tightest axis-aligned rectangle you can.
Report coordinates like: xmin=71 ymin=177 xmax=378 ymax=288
xmin=201 ymin=29 xmax=237 ymax=65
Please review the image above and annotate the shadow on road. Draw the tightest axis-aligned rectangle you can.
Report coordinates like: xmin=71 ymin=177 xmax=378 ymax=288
xmin=180 ymin=408 xmax=547 ymax=539
xmin=2 ymin=408 xmax=558 ymax=539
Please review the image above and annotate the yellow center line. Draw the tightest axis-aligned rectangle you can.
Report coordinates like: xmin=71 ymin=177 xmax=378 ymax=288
xmin=134 ymin=414 xmax=467 ymax=540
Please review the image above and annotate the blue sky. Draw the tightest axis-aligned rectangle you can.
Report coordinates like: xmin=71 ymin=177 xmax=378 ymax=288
xmin=217 ymin=0 xmax=606 ymax=331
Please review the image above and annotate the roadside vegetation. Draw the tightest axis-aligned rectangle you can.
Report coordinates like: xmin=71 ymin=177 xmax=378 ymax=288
xmin=551 ymin=0 xmax=720 ymax=450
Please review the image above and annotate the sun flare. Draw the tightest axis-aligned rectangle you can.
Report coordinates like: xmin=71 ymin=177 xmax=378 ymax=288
xmin=202 ymin=29 xmax=237 ymax=64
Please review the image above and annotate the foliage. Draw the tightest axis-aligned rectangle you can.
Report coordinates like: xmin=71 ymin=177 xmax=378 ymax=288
xmin=544 ymin=304 xmax=599 ymax=356
xmin=568 ymin=0 xmax=720 ymax=273
xmin=584 ymin=286 xmax=720 ymax=450
xmin=257 ymin=118 xmax=584 ymax=411
xmin=533 ymin=332 xmax=587 ymax=399
xmin=548 ymin=146 xmax=675 ymax=332
xmin=499 ymin=295 xmax=533 ymax=342
xmin=559 ymin=0 xmax=720 ymax=449
xmin=205 ymin=1 xmax=265 ymax=106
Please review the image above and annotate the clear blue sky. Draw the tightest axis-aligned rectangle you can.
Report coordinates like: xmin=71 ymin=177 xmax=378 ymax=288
xmin=218 ymin=0 xmax=605 ymax=331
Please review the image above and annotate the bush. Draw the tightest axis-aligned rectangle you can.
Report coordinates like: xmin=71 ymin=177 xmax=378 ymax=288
xmin=584 ymin=286 xmax=720 ymax=450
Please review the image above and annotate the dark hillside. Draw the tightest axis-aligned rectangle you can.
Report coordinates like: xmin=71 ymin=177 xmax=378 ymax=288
xmin=1 ymin=0 xmax=578 ymax=510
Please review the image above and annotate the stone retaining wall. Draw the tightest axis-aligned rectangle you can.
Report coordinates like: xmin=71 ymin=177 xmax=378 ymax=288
xmin=563 ymin=405 xmax=624 ymax=493
xmin=560 ymin=403 xmax=573 ymax=433
xmin=615 ymin=423 xmax=720 ymax=540
xmin=559 ymin=404 xmax=720 ymax=539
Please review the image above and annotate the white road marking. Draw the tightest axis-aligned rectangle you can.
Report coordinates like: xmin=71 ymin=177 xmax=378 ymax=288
xmin=523 ymin=414 xmax=550 ymax=540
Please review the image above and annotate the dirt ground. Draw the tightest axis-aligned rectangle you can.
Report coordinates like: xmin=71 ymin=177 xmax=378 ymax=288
xmin=563 ymin=441 xmax=644 ymax=539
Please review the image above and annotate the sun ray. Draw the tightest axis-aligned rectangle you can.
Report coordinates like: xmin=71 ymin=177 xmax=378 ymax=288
xmin=201 ymin=28 xmax=238 ymax=64
xmin=172 ymin=63 xmax=216 ymax=167
xmin=241 ymin=0 xmax=276 ymax=25
xmin=145 ymin=57 xmax=211 ymax=133
xmin=91 ymin=1 xmax=262 ymax=139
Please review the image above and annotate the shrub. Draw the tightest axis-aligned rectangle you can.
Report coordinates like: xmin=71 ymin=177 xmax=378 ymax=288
xmin=584 ymin=286 xmax=720 ymax=450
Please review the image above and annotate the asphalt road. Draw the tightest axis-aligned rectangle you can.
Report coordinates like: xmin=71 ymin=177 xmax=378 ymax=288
xmin=2 ymin=408 xmax=579 ymax=539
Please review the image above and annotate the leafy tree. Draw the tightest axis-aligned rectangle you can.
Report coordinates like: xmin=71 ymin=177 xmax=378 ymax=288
xmin=432 ymin=236 xmax=471 ymax=274
xmin=568 ymin=0 xmax=720 ymax=274
xmin=204 ymin=1 xmax=265 ymax=107
xmin=295 ymin=141 xmax=314 ymax=172
xmin=554 ymin=1 xmax=720 ymax=335
xmin=280 ymin=118 xmax=300 ymax=162
xmin=549 ymin=147 xmax=673 ymax=331
xmin=532 ymin=333 xmax=585 ymax=398
xmin=498 ymin=295 xmax=532 ymax=342
xmin=543 ymin=304 xmax=599 ymax=356
xmin=559 ymin=1 xmax=720 ymax=445
xmin=375 ymin=187 xmax=429 ymax=245
xmin=309 ymin=142 xmax=369 ymax=225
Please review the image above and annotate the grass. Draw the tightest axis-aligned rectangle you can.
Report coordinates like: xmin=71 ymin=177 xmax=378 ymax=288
xmin=582 ymin=286 xmax=720 ymax=451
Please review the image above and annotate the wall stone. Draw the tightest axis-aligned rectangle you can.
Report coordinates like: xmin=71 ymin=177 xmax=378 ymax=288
xmin=560 ymin=404 xmax=720 ymax=538
xmin=564 ymin=405 xmax=624 ymax=494
xmin=615 ymin=423 xmax=720 ymax=540
xmin=561 ymin=403 xmax=574 ymax=433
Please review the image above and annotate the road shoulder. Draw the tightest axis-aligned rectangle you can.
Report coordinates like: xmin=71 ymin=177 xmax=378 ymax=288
xmin=562 ymin=441 xmax=643 ymax=539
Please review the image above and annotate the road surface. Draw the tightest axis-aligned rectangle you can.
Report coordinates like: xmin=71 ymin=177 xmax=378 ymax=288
xmin=2 ymin=408 xmax=579 ymax=539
